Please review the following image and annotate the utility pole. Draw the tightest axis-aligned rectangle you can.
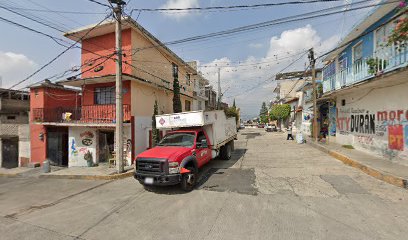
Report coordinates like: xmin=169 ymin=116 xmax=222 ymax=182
xmin=111 ymin=0 xmax=126 ymax=173
xmin=217 ymin=67 xmax=221 ymax=110
xmin=309 ymin=48 xmax=318 ymax=142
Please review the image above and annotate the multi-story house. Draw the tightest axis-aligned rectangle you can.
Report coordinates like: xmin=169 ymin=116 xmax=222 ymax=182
xmin=29 ymin=17 xmax=210 ymax=167
xmin=321 ymin=1 xmax=408 ymax=164
xmin=205 ymin=85 xmax=217 ymax=110
xmin=0 ymin=88 xmax=30 ymax=168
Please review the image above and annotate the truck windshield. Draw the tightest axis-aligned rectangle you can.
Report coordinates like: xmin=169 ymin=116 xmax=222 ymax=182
xmin=157 ymin=133 xmax=195 ymax=147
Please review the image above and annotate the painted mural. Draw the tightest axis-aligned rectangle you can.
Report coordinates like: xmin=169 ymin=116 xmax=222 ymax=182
xmin=337 ymin=107 xmax=408 ymax=162
xmin=68 ymin=128 xmax=96 ymax=167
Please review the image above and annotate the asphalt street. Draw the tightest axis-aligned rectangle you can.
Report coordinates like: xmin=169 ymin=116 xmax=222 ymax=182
xmin=1 ymin=128 xmax=408 ymax=240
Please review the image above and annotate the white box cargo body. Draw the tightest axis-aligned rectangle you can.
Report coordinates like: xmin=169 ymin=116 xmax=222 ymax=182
xmin=156 ymin=110 xmax=237 ymax=150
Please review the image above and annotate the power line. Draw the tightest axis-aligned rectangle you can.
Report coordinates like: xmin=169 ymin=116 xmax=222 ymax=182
xmin=224 ymin=51 xmax=309 ymax=100
xmin=8 ymin=13 xmax=112 ymax=90
xmin=0 ymin=6 xmax=107 ymax=15
xmin=130 ymin=0 xmax=344 ymax=12
xmin=129 ymin=0 xmax=397 ymax=54
xmin=85 ymin=0 xmax=111 ymax=8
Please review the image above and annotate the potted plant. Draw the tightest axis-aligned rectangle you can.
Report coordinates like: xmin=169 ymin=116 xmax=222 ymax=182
xmin=84 ymin=150 xmax=93 ymax=167
xmin=366 ymin=58 xmax=388 ymax=75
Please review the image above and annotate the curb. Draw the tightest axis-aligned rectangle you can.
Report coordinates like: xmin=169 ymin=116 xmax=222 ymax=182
xmin=39 ymin=170 xmax=134 ymax=180
xmin=308 ymin=141 xmax=408 ymax=189
xmin=0 ymin=173 xmax=20 ymax=178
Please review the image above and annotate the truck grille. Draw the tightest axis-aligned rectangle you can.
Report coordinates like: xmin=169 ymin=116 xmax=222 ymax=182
xmin=136 ymin=158 xmax=165 ymax=173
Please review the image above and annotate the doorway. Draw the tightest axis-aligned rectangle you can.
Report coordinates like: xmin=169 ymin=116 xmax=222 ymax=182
xmin=98 ymin=130 xmax=114 ymax=162
xmin=47 ymin=128 xmax=68 ymax=166
xmin=1 ymin=138 xmax=19 ymax=168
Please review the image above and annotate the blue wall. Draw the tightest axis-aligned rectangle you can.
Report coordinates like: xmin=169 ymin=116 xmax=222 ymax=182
xmin=336 ymin=9 xmax=398 ymax=69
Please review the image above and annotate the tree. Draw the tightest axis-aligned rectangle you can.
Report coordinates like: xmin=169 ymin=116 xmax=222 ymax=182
xmin=260 ymin=102 xmax=268 ymax=117
xmin=232 ymin=99 xmax=236 ymax=109
xmin=152 ymin=100 xmax=160 ymax=147
xmin=172 ymin=66 xmax=182 ymax=113
xmin=269 ymin=104 xmax=291 ymax=125
xmin=225 ymin=106 xmax=240 ymax=125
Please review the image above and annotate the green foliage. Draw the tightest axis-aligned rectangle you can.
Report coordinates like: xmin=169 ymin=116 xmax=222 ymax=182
xmin=232 ymin=99 xmax=236 ymax=108
xmin=259 ymin=102 xmax=268 ymax=117
xmin=225 ymin=106 xmax=239 ymax=125
xmin=260 ymin=115 xmax=269 ymax=124
xmin=152 ymin=100 xmax=160 ymax=147
xmin=269 ymin=104 xmax=291 ymax=121
xmin=172 ymin=75 xmax=182 ymax=113
xmin=366 ymin=58 xmax=388 ymax=75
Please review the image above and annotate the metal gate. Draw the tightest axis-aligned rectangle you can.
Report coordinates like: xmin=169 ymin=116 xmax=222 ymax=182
xmin=1 ymin=138 xmax=19 ymax=168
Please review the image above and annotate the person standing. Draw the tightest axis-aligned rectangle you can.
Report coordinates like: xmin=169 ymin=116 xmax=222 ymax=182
xmin=287 ymin=125 xmax=294 ymax=140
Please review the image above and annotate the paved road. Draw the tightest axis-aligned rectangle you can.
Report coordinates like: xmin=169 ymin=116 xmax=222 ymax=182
xmin=1 ymin=128 xmax=408 ymax=240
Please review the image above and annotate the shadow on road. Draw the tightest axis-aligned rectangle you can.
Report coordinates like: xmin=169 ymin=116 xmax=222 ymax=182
xmin=142 ymin=147 xmax=247 ymax=195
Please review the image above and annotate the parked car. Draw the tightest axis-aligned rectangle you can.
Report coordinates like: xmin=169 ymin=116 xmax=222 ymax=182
xmin=265 ymin=124 xmax=277 ymax=132
xmin=257 ymin=123 xmax=265 ymax=128
xmin=134 ymin=110 xmax=237 ymax=191
xmin=239 ymin=123 xmax=245 ymax=129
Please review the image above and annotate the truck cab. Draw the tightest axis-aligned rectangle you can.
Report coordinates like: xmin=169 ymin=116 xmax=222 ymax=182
xmin=134 ymin=110 xmax=236 ymax=191
xmin=135 ymin=129 xmax=212 ymax=191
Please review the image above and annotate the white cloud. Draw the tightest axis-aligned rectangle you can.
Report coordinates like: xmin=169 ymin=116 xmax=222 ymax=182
xmin=0 ymin=51 xmax=37 ymax=88
xmin=160 ymin=0 xmax=199 ymax=20
xmin=199 ymin=25 xmax=339 ymax=118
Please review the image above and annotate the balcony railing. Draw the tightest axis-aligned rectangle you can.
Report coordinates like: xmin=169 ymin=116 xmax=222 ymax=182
xmin=32 ymin=104 xmax=131 ymax=124
xmin=322 ymin=45 xmax=408 ymax=93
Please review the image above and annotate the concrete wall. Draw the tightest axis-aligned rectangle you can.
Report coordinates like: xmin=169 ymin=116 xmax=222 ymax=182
xmin=335 ymin=80 xmax=408 ymax=165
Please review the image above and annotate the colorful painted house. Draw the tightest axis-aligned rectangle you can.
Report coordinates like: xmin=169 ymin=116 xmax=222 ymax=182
xmin=321 ymin=1 xmax=408 ymax=164
xmin=29 ymin=17 xmax=209 ymax=167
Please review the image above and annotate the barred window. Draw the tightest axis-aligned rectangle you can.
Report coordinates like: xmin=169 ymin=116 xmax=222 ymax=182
xmin=94 ymin=87 xmax=115 ymax=105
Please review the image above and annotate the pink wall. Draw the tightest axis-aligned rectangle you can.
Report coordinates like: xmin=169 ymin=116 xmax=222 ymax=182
xmin=81 ymin=29 xmax=132 ymax=78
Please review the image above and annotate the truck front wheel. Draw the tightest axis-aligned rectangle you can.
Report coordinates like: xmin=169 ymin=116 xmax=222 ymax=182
xmin=181 ymin=166 xmax=197 ymax=192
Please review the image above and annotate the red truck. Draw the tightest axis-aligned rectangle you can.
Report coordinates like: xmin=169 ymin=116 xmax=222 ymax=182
xmin=134 ymin=110 xmax=237 ymax=191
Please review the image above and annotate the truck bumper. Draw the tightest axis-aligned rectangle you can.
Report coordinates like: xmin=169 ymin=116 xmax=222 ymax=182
xmin=134 ymin=172 xmax=181 ymax=186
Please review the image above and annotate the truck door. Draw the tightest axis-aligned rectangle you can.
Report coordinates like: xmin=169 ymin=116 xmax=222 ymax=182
xmin=195 ymin=131 xmax=212 ymax=167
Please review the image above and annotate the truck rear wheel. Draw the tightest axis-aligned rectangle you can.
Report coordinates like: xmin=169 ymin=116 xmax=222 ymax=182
xmin=181 ymin=166 xmax=197 ymax=192
xmin=220 ymin=142 xmax=232 ymax=160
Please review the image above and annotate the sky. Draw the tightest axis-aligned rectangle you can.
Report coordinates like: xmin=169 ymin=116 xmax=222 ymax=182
xmin=0 ymin=0 xmax=381 ymax=119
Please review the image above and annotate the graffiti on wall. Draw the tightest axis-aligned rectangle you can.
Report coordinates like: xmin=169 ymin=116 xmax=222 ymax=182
xmin=337 ymin=108 xmax=408 ymax=159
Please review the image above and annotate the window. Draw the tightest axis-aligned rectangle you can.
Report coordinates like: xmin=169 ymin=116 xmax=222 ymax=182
xmin=186 ymin=74 xmax=191 ymax=86
xmin=172 ymin=63 xmax=178 ymax=79
xmin=185 ymin=100 xmax=191 ymax=111
xmin=94 ymin=87 xmax=115 ymax=105
xmin=353 ymin=42 xmax=363 ymax=65
xmin=7 ymin=115 xmax=16 ymax=120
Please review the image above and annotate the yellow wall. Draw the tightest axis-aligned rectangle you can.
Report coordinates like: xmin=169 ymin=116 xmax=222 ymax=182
xmin=130 ymin=28 xmax=195 ymax=99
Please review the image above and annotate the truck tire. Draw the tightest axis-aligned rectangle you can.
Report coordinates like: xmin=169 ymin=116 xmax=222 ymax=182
xmin=220 ymin=142 xmax=232 ymax=160
xmin=181 ymin=165 xmax=197 ymax=192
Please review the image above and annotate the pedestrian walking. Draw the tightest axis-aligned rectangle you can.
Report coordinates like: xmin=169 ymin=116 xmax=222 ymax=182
xmin=286 ymin=125 xmax=294 ymax=140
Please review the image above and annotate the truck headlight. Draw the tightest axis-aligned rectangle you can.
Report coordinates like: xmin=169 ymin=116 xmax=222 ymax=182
xmin=168 ymin=162 xmax=179 ymax=174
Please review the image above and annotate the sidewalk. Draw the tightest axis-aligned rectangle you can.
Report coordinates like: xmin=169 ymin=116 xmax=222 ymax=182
xmin=1 ymin=164 xmax=134 ymax=180
xmin=308 ymin=139 xmax=408 ymax=189
xmin=39 ymin=163 xmax=134 ymax=180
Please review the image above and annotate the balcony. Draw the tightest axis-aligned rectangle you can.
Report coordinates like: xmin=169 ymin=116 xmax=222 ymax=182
xmin=322 ymin=45 xmax=408 ymax=93
xmin=32 ymin=104 xmax=131 ymax=124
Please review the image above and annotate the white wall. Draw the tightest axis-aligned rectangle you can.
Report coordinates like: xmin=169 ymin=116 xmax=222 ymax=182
xmin=68 ymin=127 xmax=98 ymax=167
xmin=336 ymin=81 xmax=408 ymax=165
xmin=134 ymin=116 xmax=151 ymax=156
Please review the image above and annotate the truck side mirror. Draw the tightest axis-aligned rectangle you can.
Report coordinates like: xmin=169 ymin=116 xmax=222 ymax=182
xmin=200 ymin=139 xmax=208 ymax=148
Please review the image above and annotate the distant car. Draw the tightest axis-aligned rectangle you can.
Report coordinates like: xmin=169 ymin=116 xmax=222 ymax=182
xmin=265 ymin=124 xmax=277 ymax=132
xmin=239 ymin=123 xmax=245 ymax=129
xmin=257 ymin=124 xmax=265 ymax=128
